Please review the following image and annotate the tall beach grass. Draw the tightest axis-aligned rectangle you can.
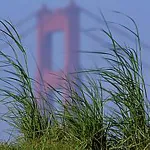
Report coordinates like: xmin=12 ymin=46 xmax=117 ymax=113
xmin=0 ymin=13 xmax=149 ymax=150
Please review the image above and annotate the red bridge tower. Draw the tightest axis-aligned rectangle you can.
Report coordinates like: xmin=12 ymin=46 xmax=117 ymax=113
xmin=36 ymin=2 xmax=80 ymax=104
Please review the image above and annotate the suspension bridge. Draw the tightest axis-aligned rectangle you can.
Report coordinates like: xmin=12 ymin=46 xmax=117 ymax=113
xmin=1 ymin=1 xmax=150 ymax=104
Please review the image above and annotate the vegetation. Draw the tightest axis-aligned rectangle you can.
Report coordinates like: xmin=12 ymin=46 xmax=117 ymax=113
xmin=0 ymin=14 xmax=150 ymax=150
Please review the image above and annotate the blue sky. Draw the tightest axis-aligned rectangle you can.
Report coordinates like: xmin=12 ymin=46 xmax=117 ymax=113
xmin=0 ymin=0 xmax=150 ymax=141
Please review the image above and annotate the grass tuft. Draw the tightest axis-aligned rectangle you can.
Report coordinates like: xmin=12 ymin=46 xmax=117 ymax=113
xmin=0 ymin=13 xmax=150 ymax=150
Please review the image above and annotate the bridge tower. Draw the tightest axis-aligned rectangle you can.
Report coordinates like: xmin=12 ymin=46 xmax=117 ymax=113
xmin=35 ymin=2 xmax=80 ymax=105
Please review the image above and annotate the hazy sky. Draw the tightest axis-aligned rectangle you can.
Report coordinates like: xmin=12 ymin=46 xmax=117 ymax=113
xmin=0 ymin=0 xmax=150 ymax=141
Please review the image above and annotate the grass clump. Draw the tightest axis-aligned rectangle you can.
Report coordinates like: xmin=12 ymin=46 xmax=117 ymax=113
xmin=0 ymin=13 xmax=150 ymax=150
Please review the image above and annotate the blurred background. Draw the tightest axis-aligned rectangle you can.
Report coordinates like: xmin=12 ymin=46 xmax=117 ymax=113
xmin=0 ymin=0 xmax=150 ymax=141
